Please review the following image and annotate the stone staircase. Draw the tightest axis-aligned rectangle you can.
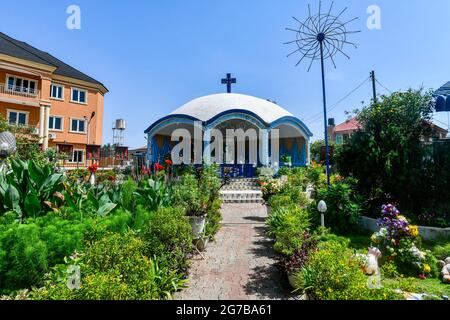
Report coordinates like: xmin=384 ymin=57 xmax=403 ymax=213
xmin=220 ymin=178 xmax=264 ymax=203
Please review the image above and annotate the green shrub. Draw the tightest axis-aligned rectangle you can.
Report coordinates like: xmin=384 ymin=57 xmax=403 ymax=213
xmin=380 ymin=261 xmax=400 ymax=278
xmin=171 ymin=174 xmax=203 ymax=215
xmin=32 ymin=232 xmax=187 ymax=300
xmin=432 ymin=243 xmax=450 ymax=261
xmin=120 ymin=178 xmax=138 ymax=211
xmin=143 ymin=207 xmax=193 ymax=272
xmin=268 ymin=194 xmax=293 ymax=210
xmin=336 ymin=89 xmax=450 ymax=227
xmin=0 ymin=223 xmax=48 ymax=292
xmin=310 ymin=183 xmax=361 ymax=235
xmin=0 ymin=209 xmax=142 ymax=293
xmin=267 ymin=206 xmax=311 ymax=256
xmin=204 ymin=199 xmax=222 ymax=239
xmin=171 ymin=165 xmax=222 ymax=217
xmin=298 ymin=241 xmax=400 ymax=300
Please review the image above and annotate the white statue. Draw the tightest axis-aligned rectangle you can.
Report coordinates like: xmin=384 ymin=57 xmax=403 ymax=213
xmin=439 ymin=257 xmax=450 ymax=284
xmin=366 ymin=247 xmax=382 ymax=276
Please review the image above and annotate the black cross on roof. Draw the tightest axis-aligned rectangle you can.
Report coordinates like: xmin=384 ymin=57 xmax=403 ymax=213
xmin=221 ymin=73 xmax=236 ymax=93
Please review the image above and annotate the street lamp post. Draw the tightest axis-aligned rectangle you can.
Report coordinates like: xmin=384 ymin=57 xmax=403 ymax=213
xmin=85 ymin=111 xmax=96 ymax=167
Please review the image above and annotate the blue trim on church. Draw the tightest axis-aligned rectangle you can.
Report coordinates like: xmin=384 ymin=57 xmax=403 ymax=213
xmin=145 ymin=108 xmax=313 ymax=177
xmin=144 ymin=109 xmax=313 ymax=137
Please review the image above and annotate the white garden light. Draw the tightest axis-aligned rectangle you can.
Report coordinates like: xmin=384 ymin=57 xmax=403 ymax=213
xmin=0 ymin=131 xmax=16 ymax=159
xmin=0 ymin=131 xmax=16 ymax=173
xmin=318 ymin=200 xmax=327 ymax=228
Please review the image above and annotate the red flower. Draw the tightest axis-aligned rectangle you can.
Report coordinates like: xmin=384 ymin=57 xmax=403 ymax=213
xmin=140 ymin=165 xmax=151 ymax=175
xmin=154 ymin=163 xmax=165 ymax=171
xmin=418 ymin=273 xmax=426 ymax=280
xmin=88 ymin=163 xmax=98 ymax=173
xmin=165 ymin=159 xmax=172 ymax=166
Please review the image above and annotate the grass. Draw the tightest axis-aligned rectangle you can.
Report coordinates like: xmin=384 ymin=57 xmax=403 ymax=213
xmin=383 ymin=277 xmax=450 ymax=298
xmin=339 ymin=230 xmax=450 ymax=299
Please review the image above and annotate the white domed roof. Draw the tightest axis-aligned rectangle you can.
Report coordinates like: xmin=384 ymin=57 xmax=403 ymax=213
xmin=170 ymin=93 xmax=293 ymax=123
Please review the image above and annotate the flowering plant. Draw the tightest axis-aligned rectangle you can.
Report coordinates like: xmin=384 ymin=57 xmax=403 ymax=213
xmin=140 ymin=165 xmax=151 ymax=176
xmin=154 ymin=163 xmax=165 ymax=172
xmin=370 ymin=204 xmax=435 ymax=278
xmin=281 ymin=231 xmax=318 ymax=272
xmin=88 ymin=163 xmax=98 ymax=174
xmin=164 ymin=159 xmax=172 ymax=166
xmin=260 ymin=179 xmax=281 ymax=200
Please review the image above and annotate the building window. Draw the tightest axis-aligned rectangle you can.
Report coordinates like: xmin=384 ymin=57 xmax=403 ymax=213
xmin=7 ymin=75 xmax=37 ymax=95
xmin=7 ymin=110 xmax=28 ymax=126
xmin=71 ymin=88 xmax=87 ymax=104
xmin=343 ymin=134 xmax=350 ymax=142
xmin=70 ymin=119 xmax=86 ymax=133
xmin=49 ymin=116 xmax=63 ymax=131
xmin=50 ymin=84 xmax=64 ymax=100
xmin=68 ymin=150 xmax=84 ymax=163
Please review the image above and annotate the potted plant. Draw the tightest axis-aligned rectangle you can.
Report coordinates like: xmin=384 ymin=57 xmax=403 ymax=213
xmin=193 ymin=226 xmax=210 ymax=252
xmin=281 ymin=232 xmax=317 ymax=289
xmin=88 ymin=162 xmax=98 ymax=185
xmin=188 ymin=211 xmax=208 ymax=239
xmin=281 ymin=155 xmax=292 ymax=167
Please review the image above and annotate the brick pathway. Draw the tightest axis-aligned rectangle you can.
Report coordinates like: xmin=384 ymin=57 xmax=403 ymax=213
xmin=175 ymin=203 xmax=296 ymax=300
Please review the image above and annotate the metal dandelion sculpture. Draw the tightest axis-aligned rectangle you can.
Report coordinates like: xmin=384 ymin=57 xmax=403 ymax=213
xmin=285 ymin=1 xmax=360 ymax=186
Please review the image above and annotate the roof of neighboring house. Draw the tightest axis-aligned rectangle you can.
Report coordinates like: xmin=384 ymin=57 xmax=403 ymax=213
xmin=0 ymin=32 xmax=107 ymax=91
xmin=334 ymin=118 xmax=361 ymax=133
xmin=334 ymin=117 xmax=448 ymax=136
xmin=424 ymin=120 xmax=449 ymax=135
xmin=129 ymin=146 xmax=147 ymax=152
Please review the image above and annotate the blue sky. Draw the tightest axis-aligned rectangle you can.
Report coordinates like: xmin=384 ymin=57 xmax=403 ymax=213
xmin=1 ymin=0 xmax=450 ymax=148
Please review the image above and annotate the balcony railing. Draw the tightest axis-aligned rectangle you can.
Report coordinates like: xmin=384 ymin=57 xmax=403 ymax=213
xmin=0 ymin=83 xmax=40 ymax=99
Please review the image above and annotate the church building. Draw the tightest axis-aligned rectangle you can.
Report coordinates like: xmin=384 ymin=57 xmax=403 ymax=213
xmin=144 ymin=75 xmax=312 ymax=177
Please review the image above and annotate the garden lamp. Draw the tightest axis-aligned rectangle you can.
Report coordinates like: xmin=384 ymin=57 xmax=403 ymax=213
xmin=0 ymin=131 xmax=16 ymax=173
xmin=318 ymin=200 xmax=327 ymax=228
xmin=0 ymin=131 xmax=16 ymax=159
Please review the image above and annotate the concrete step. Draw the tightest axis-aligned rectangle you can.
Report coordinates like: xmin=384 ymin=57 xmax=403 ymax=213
xmin=220 ymin=190 xmax=264 ymax=204
xmin=222 ymin=198 xmax=265 ymax=204
xmin=221 ymin=186 xmax=260 ymax=191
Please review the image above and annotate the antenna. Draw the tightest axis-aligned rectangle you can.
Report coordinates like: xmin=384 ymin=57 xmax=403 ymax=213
xmin=285 ymin=0 xmax=360 ymax=186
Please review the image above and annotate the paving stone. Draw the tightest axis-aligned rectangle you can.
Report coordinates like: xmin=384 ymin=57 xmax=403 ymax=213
xmin=174 ymin=203 xmax=296 ymax=300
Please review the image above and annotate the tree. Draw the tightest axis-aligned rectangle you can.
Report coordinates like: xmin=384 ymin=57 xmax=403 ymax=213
xmin=310 ymin=139 xmax=340 ymax=165
xmin=336 ymin=89 xmax=443 ymax=222
xmin=0 ymin=115 xmax=46 ymax=164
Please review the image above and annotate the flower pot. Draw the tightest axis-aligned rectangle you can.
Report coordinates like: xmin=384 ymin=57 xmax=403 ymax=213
xmin=287 ymin=270 xmax=300 ymax=289
xmin=89 ymin=172 xmax=96 ymax=185
xmin=194 ymin=237 xmax=209 ymax=252
xmin=188 ymin=214 xmax=207 ymax=239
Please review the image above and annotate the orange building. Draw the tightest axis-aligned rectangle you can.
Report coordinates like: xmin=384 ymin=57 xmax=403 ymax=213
xmin=0 ymin=32 xmax=108 ymax=166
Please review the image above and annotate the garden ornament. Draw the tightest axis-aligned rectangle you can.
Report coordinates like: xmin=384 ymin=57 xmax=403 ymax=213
xmin=366 ymin=247 xmax=382 ymax=276
xmin=439 ymin=257 xmax=450 ymax=284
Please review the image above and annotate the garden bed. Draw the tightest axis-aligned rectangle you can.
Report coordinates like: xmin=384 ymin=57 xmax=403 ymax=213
xmin=359 ymin=216 xmax=450 ymax=241
xmin=261 ymin=165 xmax=450 ymax=300
xmin=0 ymin=158 xmax=223 ymax=300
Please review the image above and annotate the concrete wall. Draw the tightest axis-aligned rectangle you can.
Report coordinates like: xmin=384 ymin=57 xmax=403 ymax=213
xmin=359 ymin=216 xmax=450 ymax=241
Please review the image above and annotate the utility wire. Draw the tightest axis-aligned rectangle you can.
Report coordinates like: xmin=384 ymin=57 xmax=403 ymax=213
xmin=304 ymin=76 xmax=371 ymax=125
xmin=375 ymin=79 xmax=393 ymax=94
